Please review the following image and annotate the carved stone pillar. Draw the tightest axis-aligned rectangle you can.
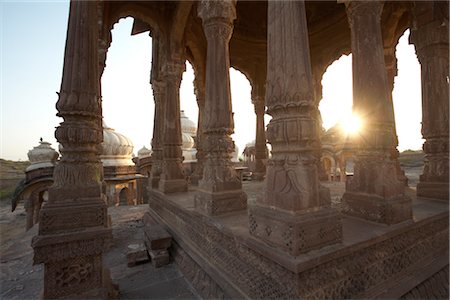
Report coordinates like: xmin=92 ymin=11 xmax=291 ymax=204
xmin=32 ymin=1 xmax=115 ymax=298
xmin=252 ymin=86 xmax=267 ymax=181
xmin=159 ymin=60 xmax=188 ymax=193
xmin=384 ymin=47 xmax=408 ymax=186
xmin=342 ymin=1 xmax=412 ymax=225
xmin=410 ymin=2 xmax=449 ymax=201
xmin=150 ymin=80 xmax=165 ymax=189
xmin=248 ymin=0 xmax=342 ymax=256
xmin=191 ymin=77 xmax=206 ymax=185
xmin=195 ymin=0 xmax=247 ymax=215
xmin=313 ymin=72 xmax=329 ymax=181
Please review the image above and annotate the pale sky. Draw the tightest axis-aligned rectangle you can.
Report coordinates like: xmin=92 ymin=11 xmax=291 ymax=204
xmin=1 ymin=1 xmax=423 ymax=161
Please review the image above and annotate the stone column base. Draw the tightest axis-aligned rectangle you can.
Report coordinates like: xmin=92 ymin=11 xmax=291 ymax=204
xmin=32 ymin=227 xmax=114 ymax=299
xmin=150 ymin=176 xmax=160 ymax=189
xmin=248 ymin=204 xmax=342 ymax=256
xmin=417 ymin=182 xmax=449 ymax=201
xmin=195 ymin=189 xmax=247 ymax=215
xmin=252 ymin=172 xmax=265 ymax=181
xmin=189 ymin=174 xmax=200 ymax=186
xmin=159 ymin=179 xmax=187 ymax=193
xmin=342 ymin=192 xmax=412 ymax=225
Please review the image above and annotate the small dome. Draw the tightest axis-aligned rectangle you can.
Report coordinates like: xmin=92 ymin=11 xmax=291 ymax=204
xmin=26 ymin=140 xmax=59 ymax=172
xmin=245 ymin=140 xmax=256 ymax=148
xmin=138 ymin=146 xmax=152 ymax=158
xmin=101 ymin=124 xmax=134 ymax=167
xmin=180 ymin=110 xmax=197 ymax=137
xmin=182 ymin=132 xmax=195 ymax=150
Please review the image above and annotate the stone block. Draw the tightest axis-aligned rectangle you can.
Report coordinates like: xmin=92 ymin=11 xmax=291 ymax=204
xmin=342 ymin=192 xmax=412 ymax=225
xmin=248 ymin=204 xmax=342 ymax=256
xmin=195 ymin=189 xmax=247 ymax=216
xmin=148 ymin=249 xmax=170 ymax=268
xmin=417 ymin=182 xmax=449 ymax=201
xmin=126 ymin=243 xmax=150 ymax=267
xmin=144 ymin=224 xmax=172 ymax=250
xmin=159 ymin=179 xmax=188 ymax=193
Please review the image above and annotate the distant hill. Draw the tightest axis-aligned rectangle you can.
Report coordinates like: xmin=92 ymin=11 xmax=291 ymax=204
xmin=0 ymin=159 xmax=30 ymax=200
xmin=398 ymin=150 xmax=425 ymax=168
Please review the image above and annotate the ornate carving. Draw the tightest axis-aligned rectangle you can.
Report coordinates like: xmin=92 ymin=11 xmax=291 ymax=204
xmin=345 ymin=1 xmax=383 ymax=29
xmin=56 ymin=260 xmax=93 ymax=287
xmin=197 ymin=0 xmax=236 ymax=25
xmin=45 ymin=255 xmax=102 ymax=298
xmin=150 ymin=191 xmax=448 ymax=299
xmin=400 ymin=266 xmax=449 ymax=299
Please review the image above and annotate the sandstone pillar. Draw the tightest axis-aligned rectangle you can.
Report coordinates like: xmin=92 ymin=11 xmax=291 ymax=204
xmin=159 ymin=60 xmax=188 ymax=193
xmin=410 ymin=2 xmax=449 ymax=200
xmin=195 ymin=0 xmax=247 ymax=215
xmin=342 ymin=1 xmax=412 ymax=224
xmin=384 ymin=47 xmax=408 ymax=186
xmin=150 ymin=80 xmax=165 ymax=189
xmin=248 ymin=0 xmax=342 ymax=256
xmin=191 ymin=77 xmax=206 ymax=185
xmin=251 ymin=85 xmax=267 ymax=181
xmin=32 ymin=1 xmax=114 ymax=298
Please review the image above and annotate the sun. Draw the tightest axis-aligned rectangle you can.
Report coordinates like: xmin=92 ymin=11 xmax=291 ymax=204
xmin=340 ymin=114 xmax=362 ymax=136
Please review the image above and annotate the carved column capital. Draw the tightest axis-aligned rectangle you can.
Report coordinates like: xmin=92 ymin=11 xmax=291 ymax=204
xmin=345 ymin=0 xmax=383 ymax=28
xmin=163 ymin=61 xmax=186 ymax=79
xmin=252 ymin=97 xmax=265 ymax=116
xmin=198 ymin=0 xmax=236 ymax=41
xmin=198 ymin=0 xmax=236 ymax=24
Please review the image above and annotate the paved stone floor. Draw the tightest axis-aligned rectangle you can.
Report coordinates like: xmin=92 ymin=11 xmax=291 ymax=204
xmin=0 ymin=203 xmax=200 ymax=300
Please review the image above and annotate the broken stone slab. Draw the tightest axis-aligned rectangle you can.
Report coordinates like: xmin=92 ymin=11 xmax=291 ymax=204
xmin=148 ymin=249 xmax=170 ymax=268
xmin=144 ymin=224 xmax=172 ymax=250
xmin=126 ymin=243 xmax=150 ymax=267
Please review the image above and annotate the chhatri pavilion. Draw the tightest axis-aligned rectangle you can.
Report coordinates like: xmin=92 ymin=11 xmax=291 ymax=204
xmin=31 ymin=1 xmax=448 ymax=299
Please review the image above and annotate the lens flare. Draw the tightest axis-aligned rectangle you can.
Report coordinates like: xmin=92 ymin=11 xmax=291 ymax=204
xmin=341 ymin=114 xmax=362 ymax=135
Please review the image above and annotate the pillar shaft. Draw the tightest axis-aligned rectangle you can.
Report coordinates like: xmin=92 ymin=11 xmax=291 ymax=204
xmin=159 ymin=60 xmax=188 ymax=193
xmin=191 ymin=77 xmax=206 ymax=185
xmin=150 ymin=80 xmax=165 ymax=189
xmin=384 ymin=47 xmax=408 ymax=186
xmin=252 ymin=89 xmax=267 ymax=180
xmin=32 ymin=1 xmax=114 ymax=298
xmin=342 ymin=0 xmax=411 ymax=225
xmin=195 ymin=0 xmax=247 ymax=215
xmin=410 ymin=2 xmax=449 ymax=200
xmin=249 ymin=0 xmax=341 ymax=256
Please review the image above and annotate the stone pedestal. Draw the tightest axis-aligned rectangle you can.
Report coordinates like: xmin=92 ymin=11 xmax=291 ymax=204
xmin=195 ymin=0 xmax=247 ymax=215
xmin=249 ymin=205 xmax=342 ymax=256
xmin=342 ymin=1 xmax=411 ymax=224
xmin=249 ymin=0 xmax=341 ymax=255
xmin=410 ymin=3 xmax=449 ymax=201
xmin=159 ymin=61 xmax=188 ymax=193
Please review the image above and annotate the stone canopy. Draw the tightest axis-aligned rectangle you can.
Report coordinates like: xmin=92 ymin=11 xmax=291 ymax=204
xmin=31 ymin=1 xmax=448 ymax=299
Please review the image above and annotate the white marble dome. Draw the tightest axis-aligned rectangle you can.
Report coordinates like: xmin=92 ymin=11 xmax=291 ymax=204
xmin=101 ymin=124 xmax=134 ymax=167
xmin=245 ymin=140 xmax=256 ymax=148
xmin=26 ymin=140 xmax=59 ymax=172
xmin=182 ymin=132 xmax=195 ymax=150
xmin=137 ymin=146 xmax=152 ymax=158
xmin=180 ymin=110 xmax=197 ymax=137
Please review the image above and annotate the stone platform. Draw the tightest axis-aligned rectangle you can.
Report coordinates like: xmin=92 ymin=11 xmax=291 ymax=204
xmin=149 ymin=182 xmax=449 ymax=299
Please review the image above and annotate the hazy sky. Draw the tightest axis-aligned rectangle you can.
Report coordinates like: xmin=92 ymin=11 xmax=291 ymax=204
xmin=1 ymin=1 xmax=423 ymax=161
